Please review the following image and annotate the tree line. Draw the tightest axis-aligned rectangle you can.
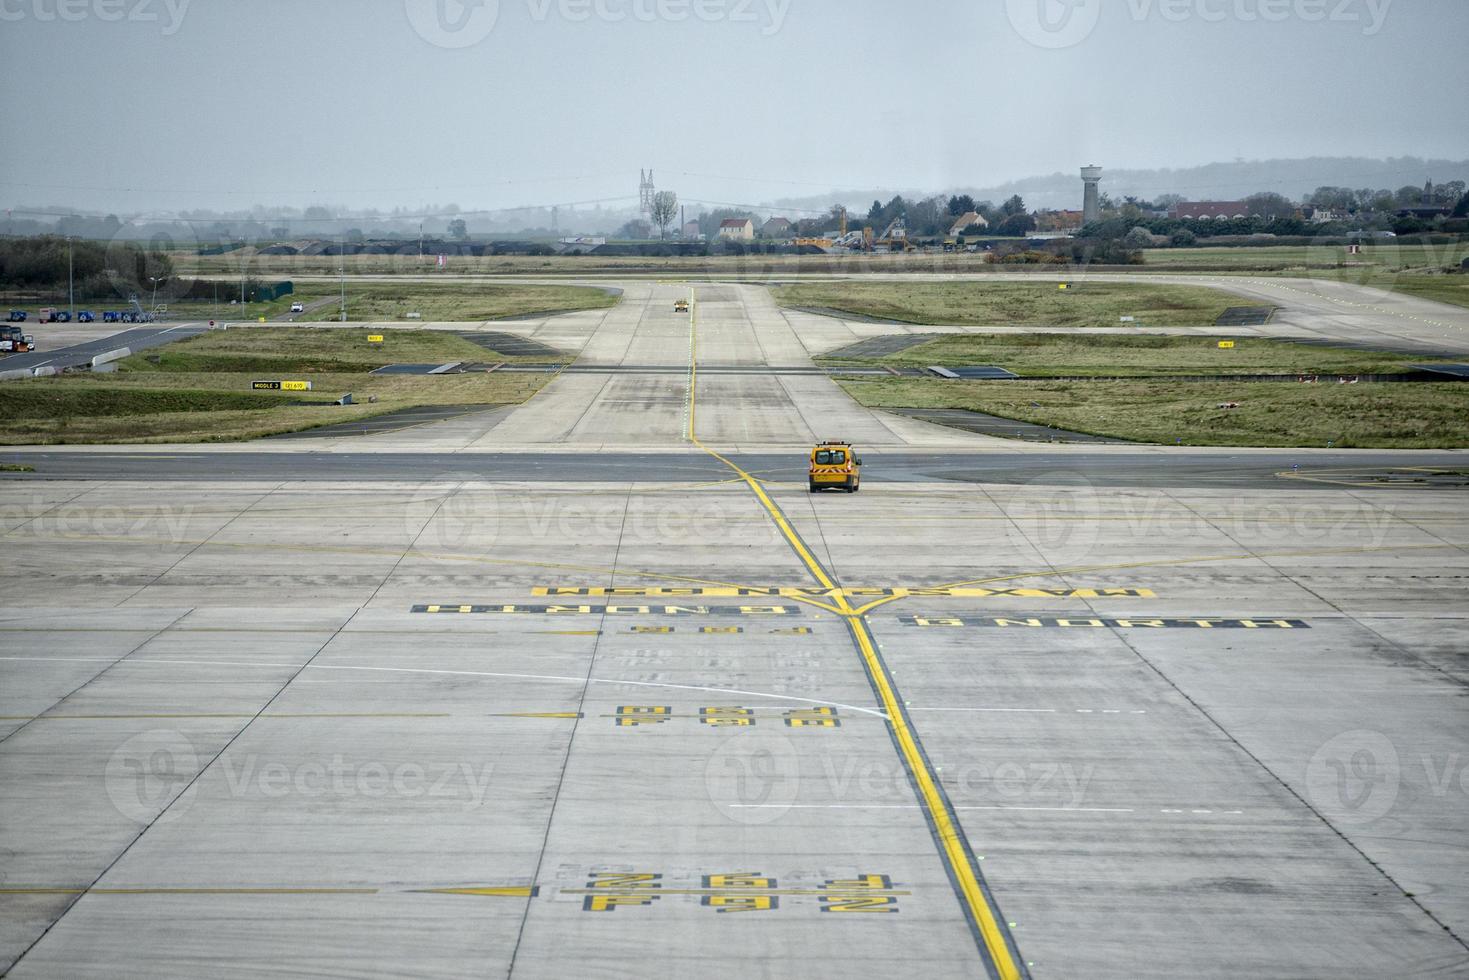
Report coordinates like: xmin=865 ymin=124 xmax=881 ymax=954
xmin=0 ymin=236 xmax=175 ymax=299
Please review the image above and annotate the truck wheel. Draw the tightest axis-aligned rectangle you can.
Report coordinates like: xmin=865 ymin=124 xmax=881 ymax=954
xmin=809 ymin=482 xmax=819 ymax=494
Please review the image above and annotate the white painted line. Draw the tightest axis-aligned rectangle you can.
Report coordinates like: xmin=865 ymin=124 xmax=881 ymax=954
xmin=0 ymin=656 xmax=889 ymax=718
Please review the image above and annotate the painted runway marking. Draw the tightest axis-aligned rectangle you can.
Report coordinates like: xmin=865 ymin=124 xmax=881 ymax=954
xmin=609 ymin=705 xmax=842 ymax=728
xmin=569 ymin=872 xmax=907 ymax=913
xmin=898 ymin=616 xmax=1311 ymax=629
xmin=414 ymin=604 xmax=798 ymax=616
xmin=537 ymin=586 xmax=1155 ymax=599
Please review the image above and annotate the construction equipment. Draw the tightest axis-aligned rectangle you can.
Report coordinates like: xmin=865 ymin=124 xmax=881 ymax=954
xmin=808 ymin=440 xmax=862 ymax=493
xmin=874 ymin=218 xmax=915 ymax=252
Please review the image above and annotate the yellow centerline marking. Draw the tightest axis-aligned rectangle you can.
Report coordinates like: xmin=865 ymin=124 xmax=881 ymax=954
xmin=683 ymin=289 xmax=1025 ymax=980
xmin=418 ymin=886 xmax=537 ymax=898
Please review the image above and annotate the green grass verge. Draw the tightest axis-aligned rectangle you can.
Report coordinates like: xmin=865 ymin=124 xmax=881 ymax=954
xmin=773 ymin=281 xmax=1239 ymax=327
xmin=0 ymin=385 xmax=321 ymax=419
xmin=820 ymin=334 xmax=1443 ymax=378
xmin=838 ymin=378 xmax=1469 ymax=449
xmin=0 ymin=326 xmax=558 ymax=445
xmin=122 ymin=327 xmax=542 ymax=375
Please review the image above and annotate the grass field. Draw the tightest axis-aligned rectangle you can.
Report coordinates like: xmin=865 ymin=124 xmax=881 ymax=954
xmin=820 ymin=334 xmax=1446 ymax=378
xmin=0 ymin=327 xmax=556 ymax=445
xmin=839 ymin=378 xmax=1469 ymax=449
xmin=126 ymin=327 xmax=549 ymax=374
xmin=774 ymin=281 xmax=1240 ymax=327
xmin=285 ymin=281 xmax=618 ymax=322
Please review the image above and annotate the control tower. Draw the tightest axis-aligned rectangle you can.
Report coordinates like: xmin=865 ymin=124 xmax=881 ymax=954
xmin=1081 ymin=165 xmax=1103 ymax=225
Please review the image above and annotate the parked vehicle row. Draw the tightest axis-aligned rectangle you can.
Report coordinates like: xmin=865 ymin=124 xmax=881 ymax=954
xmin=7 ymin=309 xmax=152 ymax=324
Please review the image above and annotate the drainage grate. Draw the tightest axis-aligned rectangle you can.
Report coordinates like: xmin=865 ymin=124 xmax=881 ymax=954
xmin=453 ymin=331 xmax=563 ymax=358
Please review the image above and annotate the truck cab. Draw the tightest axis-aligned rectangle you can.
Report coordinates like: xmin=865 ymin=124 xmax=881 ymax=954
xmin=808 ymin=440 xmax=862 ymax=493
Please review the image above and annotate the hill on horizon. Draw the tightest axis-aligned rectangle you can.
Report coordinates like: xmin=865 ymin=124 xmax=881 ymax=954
xmin=766 ymin=156 xmax=1469 ymax=216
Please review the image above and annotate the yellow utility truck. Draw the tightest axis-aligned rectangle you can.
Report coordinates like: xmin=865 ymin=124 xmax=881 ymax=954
xmin=808 ymin=440 xmax=862 ymax=493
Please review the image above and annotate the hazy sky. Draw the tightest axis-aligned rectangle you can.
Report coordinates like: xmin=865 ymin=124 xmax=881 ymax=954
xmin=2 ymin=0 xmax=1465 ymax=217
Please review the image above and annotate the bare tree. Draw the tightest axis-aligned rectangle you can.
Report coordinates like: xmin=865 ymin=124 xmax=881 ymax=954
xmin=651 ymin=191 xmax=678 ymax=240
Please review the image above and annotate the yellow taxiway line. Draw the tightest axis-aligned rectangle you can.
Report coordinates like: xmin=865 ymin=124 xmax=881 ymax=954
xmin=683 ymin=288 xmax=1026 ymax=980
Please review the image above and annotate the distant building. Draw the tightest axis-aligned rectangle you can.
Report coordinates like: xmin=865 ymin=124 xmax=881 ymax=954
xmin=948 ymin=211 xmax=989 ymax=237
xmin=1306 ymin=208 xmax=1349 ymax=224
xmin=682 ymin=220 xmax=703 ymax=239
xmin=1171 ymin=201 xmax=1253 ymax=220
xmin=760 ymin=216 xmax=792 ymax=239
xmin=1033 ymin=210 xmax=1083 ymax=234
xmin=718 ymin=218 xmax=755 ymax=241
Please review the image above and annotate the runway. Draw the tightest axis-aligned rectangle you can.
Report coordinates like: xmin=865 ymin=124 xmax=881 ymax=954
xmin=1 ymin=278 xmax=1466 ymax=978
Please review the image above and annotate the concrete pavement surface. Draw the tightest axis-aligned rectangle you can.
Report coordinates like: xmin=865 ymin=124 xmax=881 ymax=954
xmin=1 ymin=278 xmax=1466 ymax=978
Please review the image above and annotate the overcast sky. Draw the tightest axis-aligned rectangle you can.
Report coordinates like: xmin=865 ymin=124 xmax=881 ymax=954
xmin=2 ymin=0 xmax=1465 ymax=217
